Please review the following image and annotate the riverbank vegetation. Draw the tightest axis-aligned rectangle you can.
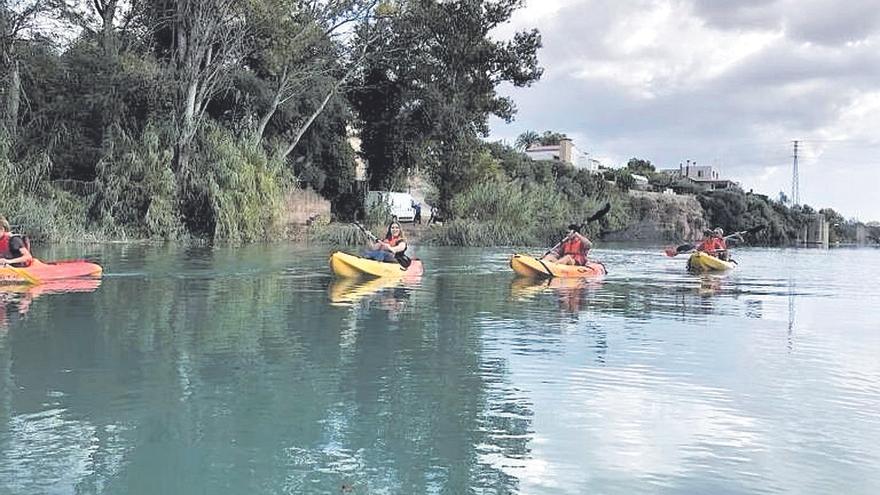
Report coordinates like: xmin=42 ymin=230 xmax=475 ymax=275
xmin=2 ymin=1 xmax=872 ymax=247
xmin=1 ymin=0 xmax=543 ymax=244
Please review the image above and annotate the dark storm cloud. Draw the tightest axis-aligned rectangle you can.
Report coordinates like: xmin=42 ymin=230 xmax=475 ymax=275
xmin=692 ymin=0 xmax=880 ymax=45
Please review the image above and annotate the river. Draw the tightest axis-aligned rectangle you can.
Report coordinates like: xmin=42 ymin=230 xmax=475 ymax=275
xmin=1 ymin=244 xmax=878 ymax=494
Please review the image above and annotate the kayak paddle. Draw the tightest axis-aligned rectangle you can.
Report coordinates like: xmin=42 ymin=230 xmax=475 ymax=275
xmin=665 ymin=225 xmax=766 ymax=257
xmin=541 ymin=202 xmax=611 ymax=259
xmin=352 ymin=222 xmax=412 ymax=268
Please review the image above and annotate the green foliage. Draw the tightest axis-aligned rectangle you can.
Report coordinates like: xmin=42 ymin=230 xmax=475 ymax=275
xmin=696 ymin=189 xmax=854 ymax=245
xmin=307 ymin=223 xmax=364 ymax=246
xmin=189 ymin=126 xmax=291 ymax=243
xmin=538 ymin=130 xmax=568 ymax=146
xmin=426 ymin=178 xmax=609 ymax=246
xmin=90 ymin=124 xmax=184 ymax=239
xmin=513 ymin=130 xmax=568 ymax=150
xmin=0 ymin=132 xmax=92 ymax=241
xmin=514 ymin=130 xmax=540 ymax=150
xmin=603 ymin=168 xmax=635 ymax=192
xmin=351 ymin=0 xmax=543 ymax=212
xmin=625 ymin=157 xmax=655 ymax=176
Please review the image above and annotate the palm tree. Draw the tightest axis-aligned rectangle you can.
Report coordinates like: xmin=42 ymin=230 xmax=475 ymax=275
xmin=515 ymin=131 xmax=540 ymax=150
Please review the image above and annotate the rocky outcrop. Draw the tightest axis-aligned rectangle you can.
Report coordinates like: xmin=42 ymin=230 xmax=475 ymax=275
xmin=602 ymin=190 xmax=706 ymax=242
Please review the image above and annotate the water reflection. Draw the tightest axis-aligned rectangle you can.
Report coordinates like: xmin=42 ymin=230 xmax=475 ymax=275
xmin=0 ymin=279 xmax=102 ymax=330
xmin=0 ymin=246 xmax=879 ymax=494
xmin=509 ymin=277 xmax=604 ymax=314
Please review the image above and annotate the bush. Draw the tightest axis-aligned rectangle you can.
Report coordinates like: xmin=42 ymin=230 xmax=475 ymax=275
xmin=0 ymin=132 xmax=92 ymax=241
xmin=90 ymin=123 xmax=184 ymax=239
xmin=184 ymin=125 xmax=292 ymax=243
xmin=425 ymin=179 xmax=606 ymax=246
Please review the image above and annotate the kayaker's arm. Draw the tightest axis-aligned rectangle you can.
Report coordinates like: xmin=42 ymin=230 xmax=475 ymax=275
xmin=383 ymin=241 xmax=407 ymax=254
xmin=574 ymin=233 xmax=593 ymax=250
xmin=0 ymin=246 xmax=32 ymax=266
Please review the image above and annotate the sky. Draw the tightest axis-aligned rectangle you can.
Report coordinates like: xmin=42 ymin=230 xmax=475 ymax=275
xmin=489 ymin=0 xmax=880 ymax=222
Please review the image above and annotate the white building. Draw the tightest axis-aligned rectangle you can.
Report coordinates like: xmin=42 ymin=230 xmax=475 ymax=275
xmin=660 ymin=161 xmax=738 ymax=190
xmin=524 ymin=138 xmax=598 ymax=172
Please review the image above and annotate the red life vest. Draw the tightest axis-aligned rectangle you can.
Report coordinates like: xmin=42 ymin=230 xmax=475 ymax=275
xmin=561 ymin=236 xmax=588 ymax=265
xmin=698 ymin=238 xmax=725 ymax=254
xmin=0 ymin=233 xmax=9 ymax=257
xmin=561 ymin=236 xmax=586 ymax=256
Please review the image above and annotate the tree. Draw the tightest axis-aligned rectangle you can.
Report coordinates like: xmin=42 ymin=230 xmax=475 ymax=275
xmin=514 ymin=130 xmax=539 ymax=150
xmin=625 ymin=157 xmax=655 ymax=176
xmin=1 ymin=0 xmax=63 ymax=140
xmin=351 ymin=0 xmax=542 ymax=213
xmin=245 ymin=0 xmax=379 ymax=153
xmin=144 ymin=0 xmax=249 ymax=173
xmin=538 ymin=130 xmax=566 ymax=145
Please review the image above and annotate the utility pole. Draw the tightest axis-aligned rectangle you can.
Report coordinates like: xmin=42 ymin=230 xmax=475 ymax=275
xmin=791 ymin=140 xmax=800 ymax=205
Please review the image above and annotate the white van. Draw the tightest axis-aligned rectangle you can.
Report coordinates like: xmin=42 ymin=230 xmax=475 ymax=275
xmin=366 ymin=191 xmax=417 ymax=222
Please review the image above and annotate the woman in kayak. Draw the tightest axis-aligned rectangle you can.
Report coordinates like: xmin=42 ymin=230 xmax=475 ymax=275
xmin=362 ymin=221 xmax=407 ymax=263
xmin=0 ymin=217 xmax=33 ymax=268
xmin=542 ymin=223 xmax=592 ymax=266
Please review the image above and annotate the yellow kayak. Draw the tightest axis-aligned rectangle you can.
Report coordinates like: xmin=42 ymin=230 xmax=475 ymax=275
xmin=329 ymin=251 xmax=424 ymax=278
xmin=510 ymin=254 xmax=606 ymax=279
xmin=687 ymin=251 xmax=736 ymax=272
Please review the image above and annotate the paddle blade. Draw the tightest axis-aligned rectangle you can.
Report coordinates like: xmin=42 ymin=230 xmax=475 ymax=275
xmin=396 ymin=253 xmax=413 ymax=268
xmin=745 ymin=225 xmax=766 ymax=235
xmin=676 ymin=243 xmax=695 ymax=254
xmin=7 ymin=265 xmax=40 ymax=285
xmin=587 ymin=202 xmax=611 ymax=223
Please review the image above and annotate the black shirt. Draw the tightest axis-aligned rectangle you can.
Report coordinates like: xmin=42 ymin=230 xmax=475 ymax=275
xmin=8 ymin=236 xmax=25 ymax=257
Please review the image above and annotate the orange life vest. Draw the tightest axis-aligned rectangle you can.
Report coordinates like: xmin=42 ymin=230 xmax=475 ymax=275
xmin=561 ymin=236 xmax=586 ymax=256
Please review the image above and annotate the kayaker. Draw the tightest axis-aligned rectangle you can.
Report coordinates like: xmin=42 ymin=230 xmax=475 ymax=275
xmin=0 ymin=217 xmax=33 ymax=268
xmin=362 ymin=221 xmax=407 ymax=263
xmin=542 ymin=224 xmax=592 ymax=266
xmin=696 ymin=229 xmax=721 ymax=255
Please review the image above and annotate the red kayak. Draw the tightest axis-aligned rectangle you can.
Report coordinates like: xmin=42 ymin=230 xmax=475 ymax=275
xmin=0 ymin=259 xmax=103 ymax=284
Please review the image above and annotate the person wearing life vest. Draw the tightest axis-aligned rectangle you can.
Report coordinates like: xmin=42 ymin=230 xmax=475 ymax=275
xmin=543 ymin=223 xmax=592 ymax=266
xmin=696 ymin=227 xmax=730 ymax=260
xmin=363 ymin=221 xmax=407 ymax=263
xmin=0 ymin=216 xmax=34 ymax=268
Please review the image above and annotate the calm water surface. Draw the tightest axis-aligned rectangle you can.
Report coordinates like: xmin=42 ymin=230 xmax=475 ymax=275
xmin=1 ymin=244 xmax=879 ymax=494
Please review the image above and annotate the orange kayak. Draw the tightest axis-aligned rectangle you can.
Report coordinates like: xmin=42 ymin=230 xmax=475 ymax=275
xmin=0 ymin=259 xmax=103 ymax=284
xmin=510 ymin=254 xmax=606 ymax=279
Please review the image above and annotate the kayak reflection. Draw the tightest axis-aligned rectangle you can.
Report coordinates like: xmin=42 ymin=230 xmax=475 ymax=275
xmin=696 ymin=274 xmax=725 ymax=297
xmin=328 ymin=276 xmax=422 ymax=321
xmin=0 ymin=277 xmax=102 ymax=329
xmin=509 ymin=276 xmax=604 ymax=314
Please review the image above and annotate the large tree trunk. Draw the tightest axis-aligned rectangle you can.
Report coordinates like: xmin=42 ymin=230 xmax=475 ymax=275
xmin=255 ymin=93 xmax=281 ymax=143
xmin=4 ymin=60 xmax=20 ymax=139
xmin=280 ymin=87 xmax=336 ymax=161
xmin=99 ymin=0 xmax=119 ymax=55
xmin=174 ymin=80 xmax=199 ymax=173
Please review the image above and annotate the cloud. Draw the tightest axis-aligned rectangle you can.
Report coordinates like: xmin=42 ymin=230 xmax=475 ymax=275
xmin=490 ymin=0 xmax=880 ymax=220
